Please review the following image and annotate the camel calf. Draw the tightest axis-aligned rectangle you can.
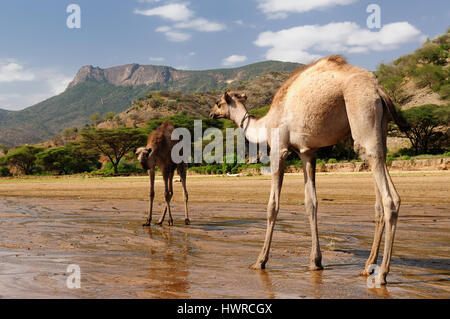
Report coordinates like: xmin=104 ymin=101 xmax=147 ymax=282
xmin=136 ymin=121 xmax=190 ymax=226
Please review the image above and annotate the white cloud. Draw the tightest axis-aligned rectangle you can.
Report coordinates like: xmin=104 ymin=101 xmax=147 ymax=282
xmin=135 ymin=2 xmax=225 ymax=42
xmin=149 ymin=56 xmax=165 ymax=62
xmin=0 ymin=60 xmax=35 ymax=83
xmin=222 ymin=55 xmax=248 ymax=66
xmin=188 ymin=52 xmax=195 ymax=56
xmin=175 ymin=65 xmax=190 ymax=70
xmin=134 ymin=3 xmax=193 ymax=21
xmin=254 ymin=22 xmax=426 ymax=64
xmin=155 ymin=25 xmax=171 ymax=32
xmin=45 ymin=72 xmax=72 ymax=96
xmin=0 ymin=59 xmax=73 ymax=110
xmin=156 ymin=26 xmax=191 ymax=42
xmin=174 ymin=18 xmax=225 ymax=32
xmin=258 ymin=0 xmax=357 ymax=19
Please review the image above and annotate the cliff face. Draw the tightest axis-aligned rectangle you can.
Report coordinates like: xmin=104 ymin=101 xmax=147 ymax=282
xmin=67 ymin=64 xmax=185 ymax=88
xmin=0 ymin=60 xmax=301 ymax=146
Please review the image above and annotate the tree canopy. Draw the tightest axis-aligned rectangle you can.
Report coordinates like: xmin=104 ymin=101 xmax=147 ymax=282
xmin=81 ymin=128 xmax=147 ymax=174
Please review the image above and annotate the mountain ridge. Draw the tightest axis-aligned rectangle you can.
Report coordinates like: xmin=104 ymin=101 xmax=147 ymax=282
xmin=0 ymin=60 xmax=301 ymax=146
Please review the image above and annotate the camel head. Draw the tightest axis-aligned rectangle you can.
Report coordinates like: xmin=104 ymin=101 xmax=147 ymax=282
xmin=209 ymin=91 xmax=247 ymax=119
xmin=136 ymin=147 xmax=155 ymax=170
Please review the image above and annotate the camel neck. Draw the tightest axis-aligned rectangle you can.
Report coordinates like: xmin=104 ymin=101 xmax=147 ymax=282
xmin=230 ymin=105 xmax=267 ymax=144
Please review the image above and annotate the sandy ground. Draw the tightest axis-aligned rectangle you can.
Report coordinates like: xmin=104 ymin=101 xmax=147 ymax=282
xmin=0 ymin=172 xmax=449 ymax=298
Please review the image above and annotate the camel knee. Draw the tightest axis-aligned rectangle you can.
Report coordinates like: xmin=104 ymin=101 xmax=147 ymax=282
xmin=393 ymin=196 xmax=401 ymax=211
xmin=305 ymin=198 xmax=318 ymax=214
xmin=383 ymin=201 xmax=398 ymax=224
xmin=164 ymin=191 xmax=173 ymax=202
xmin=149 ymin=191 xmax=155 ymax=200
xmin=266 ymin=201 xmax=278 ymax=222
xmin=184 ymin=192 xmax=189 ymax=202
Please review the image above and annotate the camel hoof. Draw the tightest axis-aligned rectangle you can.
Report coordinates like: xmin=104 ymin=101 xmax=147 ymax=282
xmin=168 ymin=219 xmax=174 ymax=226
xmin=360 ymin=269 xmax=372 ymax=276
xmin=378 ymin=274 xmax=387 ymax=285
xmin=309 ymin=264 xmax=324 ymax=271
xmin=142 ymin=222 xmax=151 ymax=227
xmin=184 ymin=218 xmax=190 ymax=225
xmin=155 ymin=221 xmax=163 ymax=226
xmin=250 ymin=262 xmax=265 ymax=270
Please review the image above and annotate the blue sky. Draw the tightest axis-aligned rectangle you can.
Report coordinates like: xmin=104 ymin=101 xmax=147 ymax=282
xmin=0 ymin=0 xmax=449 ymax=110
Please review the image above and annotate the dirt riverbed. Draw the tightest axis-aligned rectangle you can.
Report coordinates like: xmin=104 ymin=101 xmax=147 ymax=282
xmin=0 ymin=172 xmax=448 ymax=298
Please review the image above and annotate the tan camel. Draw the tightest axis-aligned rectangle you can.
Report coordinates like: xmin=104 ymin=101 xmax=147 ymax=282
xmin=136 ymin=120 xmax=190 ymax=226
xmin=209 ymin=55 xmax=407 ymax=285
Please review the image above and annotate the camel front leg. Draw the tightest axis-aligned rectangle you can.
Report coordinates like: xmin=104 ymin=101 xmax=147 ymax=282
xmin=361 ymin=185 xmax=385 ymax=275
xmin=300 ymin=151 xmax=323 ymax=270
xmin=157 ymin=168 xmax=174 ymax=226
xmin=371 ymin=158 xmax=400 ymax=285
xmin=177 ymin=164 xmax=190 ymax=225
xmin=251 ymin=150 xmax=287 ymax=270
xmin=143 ymin=168 xmax=155 ymax=226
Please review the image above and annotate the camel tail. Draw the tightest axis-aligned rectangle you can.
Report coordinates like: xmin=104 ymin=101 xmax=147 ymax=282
xmin=377 ymin=86 xmax=410 ymax=133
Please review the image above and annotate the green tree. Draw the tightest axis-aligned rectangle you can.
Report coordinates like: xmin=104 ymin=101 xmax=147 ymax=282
xmin=0 ymin=144 xmax=9 ymax=155
xmin=62 ymin=127 xmax=79 ymax=144
xmin=105 ymin=112 xmax=116 ymax=121
xmin=4 ymin=145 xmax=44 ymax=175
xmin=401 ymin=104 xmax=450 ymax=154
xmin=81 ymin=128 xmax=147 ymax=174
xmin=36 ymin=143 xmax=100 ymax=175
xmin=90 ymin=112 xmax=102 ymax=127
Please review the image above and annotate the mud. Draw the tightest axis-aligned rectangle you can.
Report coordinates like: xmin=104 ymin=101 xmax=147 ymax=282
xmin=0 ymin=196 xmax=448 ymax=298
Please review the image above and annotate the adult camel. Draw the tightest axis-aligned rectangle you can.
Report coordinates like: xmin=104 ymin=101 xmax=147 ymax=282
xmin=209 ymin=55 xmax=407 ymax=284
xmin=136 ymin=120 xmax=190 ymax=226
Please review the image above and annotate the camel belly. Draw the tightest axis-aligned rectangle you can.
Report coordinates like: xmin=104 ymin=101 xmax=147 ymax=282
xmin=284 ymin=78 xmax=351 ymax=151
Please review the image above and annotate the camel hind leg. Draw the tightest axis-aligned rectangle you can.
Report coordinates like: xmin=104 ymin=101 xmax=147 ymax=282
xmin=345 ymin=91 xmax=400 ymax=285
xmin=156 ymin=167 xmax=175 ymax=226
xmin=143 ymin=168 xmax=155 ymax=226
xmin=300 ymin=150 xmax=323 ymax=271
xmin=177 ymin=163 xmax=190 ymax=225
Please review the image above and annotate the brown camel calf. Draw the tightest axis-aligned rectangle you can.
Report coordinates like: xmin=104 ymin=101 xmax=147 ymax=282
xmin=136 ymin=120 xmax=190 ymax=226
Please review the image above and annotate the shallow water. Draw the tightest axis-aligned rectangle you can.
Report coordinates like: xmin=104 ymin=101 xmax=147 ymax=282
xmin=0 ymin=197 xmax=448 ymax=298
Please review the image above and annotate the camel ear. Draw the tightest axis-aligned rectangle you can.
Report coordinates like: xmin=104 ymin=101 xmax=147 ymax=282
xmin=238 ymin=93 xmax=247 ymax=101
xmin=224 ymin=91 xmax=232 ymax=104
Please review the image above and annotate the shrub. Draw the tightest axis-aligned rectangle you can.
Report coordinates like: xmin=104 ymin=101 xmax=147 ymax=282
xmin=0 ymin=166 xmax=11 ymax=177
xmin=327 ymin=158 xmax=337 ymax=164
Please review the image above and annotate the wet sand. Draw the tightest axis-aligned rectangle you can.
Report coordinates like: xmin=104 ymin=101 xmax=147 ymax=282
xmin=0 ymin=172 xmax=449 ymax=298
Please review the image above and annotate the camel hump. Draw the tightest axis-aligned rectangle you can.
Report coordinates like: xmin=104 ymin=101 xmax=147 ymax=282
xmin=270 ymin=55 xmax=349 ymax=111
xmin=326 ymin=55 xmax=347 ymax=65
xmin=147 ymin=120 xmax=175 ymax=147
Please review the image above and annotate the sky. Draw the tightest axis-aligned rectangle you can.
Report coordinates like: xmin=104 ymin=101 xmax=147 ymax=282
xmin=0 ymin=0 xmax=449 ymax=111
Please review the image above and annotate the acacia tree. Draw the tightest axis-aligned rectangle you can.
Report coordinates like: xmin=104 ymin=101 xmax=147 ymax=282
xmin=81 ymin=128 xmax=147 ymax=174
xmin=400 ymin=104 xmax=450 ymax=154
xmin=4 ymin=145 xmax=44 ymax=175
xmin=36 ymin=143 xmax=100 ymax=175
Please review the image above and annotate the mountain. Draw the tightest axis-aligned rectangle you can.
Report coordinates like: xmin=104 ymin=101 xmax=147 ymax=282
xmin=0 ymin=61 xmax=301 ymax=146
xmin=97 ymin=70 xmax=297 ymax=129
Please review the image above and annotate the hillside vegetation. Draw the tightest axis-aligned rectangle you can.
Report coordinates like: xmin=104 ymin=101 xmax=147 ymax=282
xmin=96 ymin=70 xmax=296 ymax=129
xmin=375 ymin=28 xmax=450 ymax=109
xmin=0 ymin=61 xmax=300 ymax=146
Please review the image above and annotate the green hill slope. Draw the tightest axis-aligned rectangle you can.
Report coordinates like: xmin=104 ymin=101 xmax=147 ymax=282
xmin=0 ymin=61 xmax=300 ymax=146
xmin=375 ymin=28 xmax=450 ymax=109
